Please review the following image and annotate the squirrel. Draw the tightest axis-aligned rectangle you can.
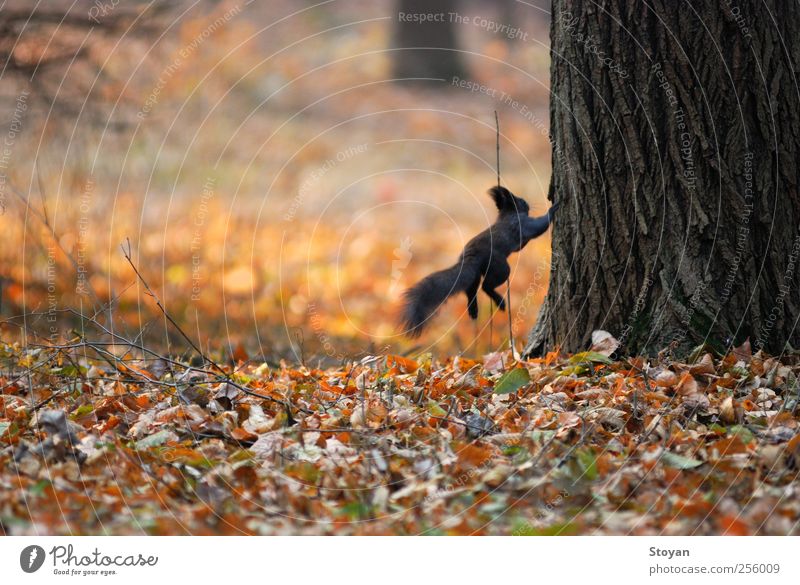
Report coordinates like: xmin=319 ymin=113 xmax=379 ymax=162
xmin=400 ymin=186 xmax=558 ymax=337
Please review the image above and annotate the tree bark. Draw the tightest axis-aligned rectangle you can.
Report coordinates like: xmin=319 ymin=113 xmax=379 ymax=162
xmin=525 ymin=0 xmax=800 ymax=358
xmin=393 ymin=0 xmax=467 ymax=82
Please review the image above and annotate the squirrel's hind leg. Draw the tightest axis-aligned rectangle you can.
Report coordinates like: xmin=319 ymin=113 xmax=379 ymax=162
xmin=465 ymin=277 xmax=480 ymax=319
xmin=481 ymin=260 xmax=510 ymax=310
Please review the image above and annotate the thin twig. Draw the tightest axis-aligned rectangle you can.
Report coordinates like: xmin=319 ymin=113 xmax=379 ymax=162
xmin=506 ymin=283 xmax=515 ymax=361
xmin=494 ymin=111 xmax=515 ymax=360
xmin=489 ymin=303 xmax=494 ymax=350
xmin=294 ymin=328 xmax=306 ymax=368
xmin=119 ymin=241 xmax=308 ymax=409
xmin=120 ymin=238 xmax=217 ymax=372
xmin=494 ymin=110 xmax=501 ymax=187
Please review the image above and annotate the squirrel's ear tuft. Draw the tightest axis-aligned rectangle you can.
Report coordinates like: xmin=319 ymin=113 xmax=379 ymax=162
xmin=488 ymin=186 xmax=512 ymax=211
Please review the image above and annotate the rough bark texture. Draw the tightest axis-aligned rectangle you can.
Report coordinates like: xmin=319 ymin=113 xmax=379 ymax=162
xmin=393 ymin=0 xmax=467 ymax=82
xmin=525 ymin=0 xmax=800 ymax=358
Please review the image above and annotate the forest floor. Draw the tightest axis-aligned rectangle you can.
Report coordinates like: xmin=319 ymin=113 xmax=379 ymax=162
xmin=1 ymin=335 xmax=798 ymax=535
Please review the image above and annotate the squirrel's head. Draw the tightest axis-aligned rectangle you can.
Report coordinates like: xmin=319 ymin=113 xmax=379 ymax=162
xmin=488 ymin=186 xmax=529 ymax=215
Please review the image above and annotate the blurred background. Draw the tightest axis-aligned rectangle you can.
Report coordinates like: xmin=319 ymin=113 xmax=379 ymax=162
xmin=0 ymin=0 xmax=553 ymax=363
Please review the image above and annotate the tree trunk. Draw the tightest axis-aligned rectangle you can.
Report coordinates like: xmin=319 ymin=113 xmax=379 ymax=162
xmin=525 ymin=0 xmax=800 ymax=358
xmin=393 ymin=0 xmax=467 ymax=82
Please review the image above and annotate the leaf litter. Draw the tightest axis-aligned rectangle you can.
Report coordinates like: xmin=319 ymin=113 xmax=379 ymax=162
xmin=1 ymin=335 xmax=799 ymax=535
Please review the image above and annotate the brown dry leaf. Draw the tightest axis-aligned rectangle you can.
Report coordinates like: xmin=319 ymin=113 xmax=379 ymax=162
xmin=452 ymin=365 xmax=481 ymax=390
xmin=557 ymin=411 xmax=582 ymax=431
xmin=689 ymin=353 xmax=716 ymax=375
xmin=719 ymin=396 xmax=743 ymax=424
xmin=350 ymin=400 xmax=388 ymax=429
xmin=558 ymin=411 xmax=581 ymax=427
xmin=590 ymin=407 xmax=627 ymax=430
xmin=731 ymin=339 xmax=752 ymax=364
xmin=386 ymin=355 xmax=419 ymax=373
xmin=155 ymin=404 xmax=207 ymax=425
xmin=682 ymin=392 xmax=710 ymax=412
xmin=242 ymin=404 xmax=274 ymax=434
xmin=675 ymin=372 xmax=699 ymax=396
xmin=652 ymin=368 xmax=678 ymax=387
xmin=758 ymin=444 xmax=786 ymax=469
xmin=231 ymin=427 xmax=258 ymax=442
xmin=644 ymin=414 xmax=667 ymax=439
xmin=482 ymin=351 xmax=509 ymax=374
xmin=250 ymin=432 xmax=283 ymax=460
xmin=482 ymin=464 xmax=514 ymax=488
xmin=389 ymin=408 xmax=418 ymax=429
xmin=590 ymin=330 xmax=620 ymax=357
xmin=457 ymin=443 xmax=494 ymax=469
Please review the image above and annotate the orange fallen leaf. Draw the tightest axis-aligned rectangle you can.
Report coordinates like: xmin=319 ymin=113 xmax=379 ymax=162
xmin=456 ymin=443 xmax=494 ymax=468
xmin=719 ymin=515 xmax=750 ymax=535
xmin=231 ymin=427 xmax=258 ymax=442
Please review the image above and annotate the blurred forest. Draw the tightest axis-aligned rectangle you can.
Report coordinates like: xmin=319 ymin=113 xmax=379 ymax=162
xmin=0 ymin=0 xmax=554 ymax=362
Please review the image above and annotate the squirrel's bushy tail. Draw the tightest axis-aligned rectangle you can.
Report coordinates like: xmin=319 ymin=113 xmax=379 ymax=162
xmin=400 ymin=259 xmax=479 ymax=337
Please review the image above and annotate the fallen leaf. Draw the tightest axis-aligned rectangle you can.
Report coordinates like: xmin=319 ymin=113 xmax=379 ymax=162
xmin=493 ymin=367 xmax=530 ymax=394
xmin=569 ymin=351 xmax=613 ymax=365
xmin=720 ymin=396 xmax=742 ymax=424
xmin=135 ymin=429 xmax=177 ymax=450
xmin=590 ymin=330 xmax=620 ymax=356
xmin=661 ymin=451 xmax=703 ymax=469
xmin=482 ymin=464 xmax=514 ymax=488
xmin=652 ymin=369 xmax=678 ymax=387
xmin=689 ymin=353 xmax=716 ymax=375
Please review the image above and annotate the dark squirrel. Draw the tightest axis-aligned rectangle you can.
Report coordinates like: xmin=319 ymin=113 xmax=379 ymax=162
xmin=400 ymin=186 xmax=558 ymax=337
